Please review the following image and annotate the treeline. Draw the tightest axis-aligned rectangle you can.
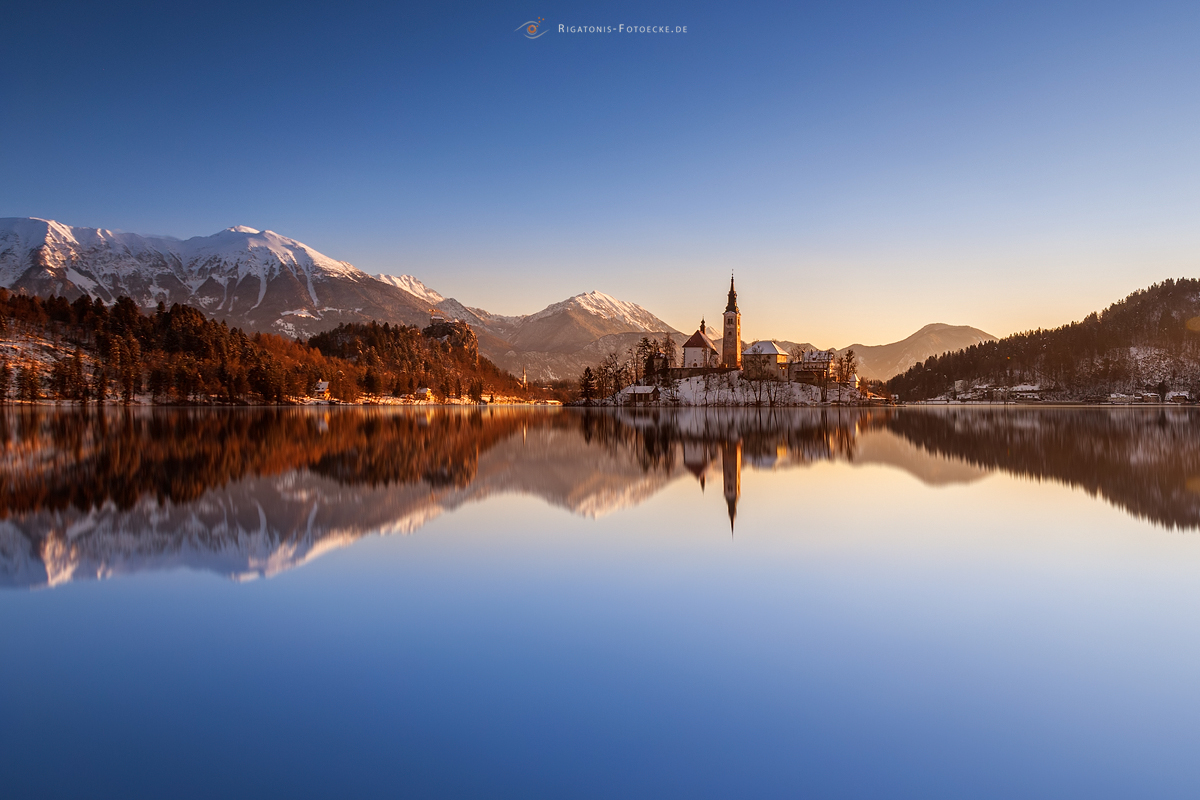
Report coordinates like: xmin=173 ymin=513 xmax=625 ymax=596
xmin=887 ymin=279 xmax=1200 ymax=400
xmin=0 ymin=291 xmax=530 ymax=404
xmin=309 ymin=319 xmax=525 ymax=402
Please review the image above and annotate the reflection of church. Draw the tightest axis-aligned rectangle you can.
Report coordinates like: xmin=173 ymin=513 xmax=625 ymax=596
xmin=723 ymin=438 xmax=741 ymax=531
xmin=682 ymin=436 xmax=742 ymax=532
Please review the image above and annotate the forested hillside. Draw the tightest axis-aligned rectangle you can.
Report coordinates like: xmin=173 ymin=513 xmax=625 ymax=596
xmin=888 ymin=279 xmax=1200 ymax=400
xmin=0 ymin=291 xmax=533 ymax=404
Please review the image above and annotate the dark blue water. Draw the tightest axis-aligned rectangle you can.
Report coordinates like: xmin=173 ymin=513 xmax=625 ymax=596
xmin=3 ymin=406 xmax=1200 ymax=798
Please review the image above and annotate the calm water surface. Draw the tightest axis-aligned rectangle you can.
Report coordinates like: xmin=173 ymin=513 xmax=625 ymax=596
xmin=3 ymin=406 xmax=1200 ymax=798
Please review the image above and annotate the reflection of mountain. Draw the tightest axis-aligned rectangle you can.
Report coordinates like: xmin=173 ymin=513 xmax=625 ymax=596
xmin=0 ymin=408 xmax=675 ymax=589
xmin=854 ymin=429 xmax=989 ymax=486
xmin=3 ymin=406 xmax=1198 ymax=589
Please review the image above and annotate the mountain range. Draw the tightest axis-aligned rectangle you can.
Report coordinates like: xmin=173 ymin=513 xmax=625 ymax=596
xmin=0 ymin=217 xmax=991 ymax=381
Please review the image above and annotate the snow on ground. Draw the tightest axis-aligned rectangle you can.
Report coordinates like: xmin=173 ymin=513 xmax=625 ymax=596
xmin=0 ymin=330 xmax=87 ymax=374
xmin=601 ymin=373 xmax=864 ymax=406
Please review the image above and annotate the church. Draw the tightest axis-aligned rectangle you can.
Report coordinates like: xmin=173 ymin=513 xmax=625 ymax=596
xmin=680 ymin=319 xmax=718 ymax=368
xmin=679 ymin=276 xmax=743 ymax=371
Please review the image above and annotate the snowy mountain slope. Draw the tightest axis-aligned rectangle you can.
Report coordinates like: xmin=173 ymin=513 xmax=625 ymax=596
xmin=525 ymin=291 xmax=670 ymax=331
xmin=376 ymin=274 xmax=444 ymax=305
xmin=0 ymin=218 xmax=436 ymax=337
xmin=501 ymin=291 xmax=678 ymax=356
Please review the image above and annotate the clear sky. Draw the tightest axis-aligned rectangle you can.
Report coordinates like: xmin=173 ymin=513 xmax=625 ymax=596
xmin=2 ymin=0 xmax=1198 ymax=347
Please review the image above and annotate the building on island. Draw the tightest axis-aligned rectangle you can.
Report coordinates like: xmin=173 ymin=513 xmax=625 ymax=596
xmin=788 ymin=349 xmax=835 ymax=383
xmin=742 ymin=340 xmax=789 ymax=379
xmin=721 ymin=276 xmax=742 ymax=369
xmin=314 ymin=380 xmax=330 ymax=399
xmin=681 ymin=320 xmax=719 ymax=368
xmin=626 ymin=386 xmax=661 ymax=405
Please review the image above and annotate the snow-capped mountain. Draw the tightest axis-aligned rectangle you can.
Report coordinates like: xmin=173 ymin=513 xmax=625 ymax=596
xmin=526 ymin=291 xmax=670 ymax=332
xmin=376 ymin=274 xmax=444 ymax=305
xmin=502 ymin=290 xmax=677 ymax=355
xmin=367 ymin=278 xmax=680 ymax=378
xmin=0 ymin=218 xmax=435 ymax=337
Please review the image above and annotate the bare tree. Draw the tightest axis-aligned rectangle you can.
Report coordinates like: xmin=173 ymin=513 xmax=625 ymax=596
xmin=662 ymin=333 xmax=678 ymax=368
xmin=599 ymin=351 xmax=623 ymax=400
xmin=832 ymin=349 xmax=859 ymax=403
xmin=765 ymin=376 xmax=790 ymax=406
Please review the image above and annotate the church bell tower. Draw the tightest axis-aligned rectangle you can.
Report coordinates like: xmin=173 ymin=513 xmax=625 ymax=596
xmin=721 ymin=275 xmax=741 ymax=369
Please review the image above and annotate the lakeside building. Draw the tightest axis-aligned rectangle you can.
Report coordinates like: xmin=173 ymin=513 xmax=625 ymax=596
xmin=789 ymin=349 xmax=834 ymax=383
xmin=626 ymin=386 xmax=661 ymax=405
xmin=742 ymin=340 xmax=789 ymax=379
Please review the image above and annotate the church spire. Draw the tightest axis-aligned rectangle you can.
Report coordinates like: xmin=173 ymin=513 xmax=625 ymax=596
xmin=725 ymin=274 xmax=738 ymax=313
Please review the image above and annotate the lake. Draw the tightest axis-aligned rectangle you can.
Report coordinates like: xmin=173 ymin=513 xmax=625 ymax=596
xmin=3 ymin=405 xmax=1200 ymax=798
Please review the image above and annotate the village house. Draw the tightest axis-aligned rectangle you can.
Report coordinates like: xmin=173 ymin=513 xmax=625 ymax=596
xmin=788 ymin=349 xmax=834 ymax=384
xmin=626 ymin=386 xmax=661 ymax=405
xmin=742 ymin=340 xmax=789 ymax=379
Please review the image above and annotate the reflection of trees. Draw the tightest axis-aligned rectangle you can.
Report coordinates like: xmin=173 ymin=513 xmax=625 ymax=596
xmin=582 ymin=407 xmax=870 ymax=473
xmin=0 ymin=407 xmax=532 ymax=516
xmin=575 ymin=407 xmax=1200 ymax=530
xmin=879 ymin=408 xmax=1200 ymax=530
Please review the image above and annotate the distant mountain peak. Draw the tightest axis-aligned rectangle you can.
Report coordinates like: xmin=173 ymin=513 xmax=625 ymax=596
xmin=227 ymin=225 xmax=260 ymax=234
xmin=842 ymin=323 xmax=997 ymax=379
xmin=526 ymin=290 xmax=671 ymax=333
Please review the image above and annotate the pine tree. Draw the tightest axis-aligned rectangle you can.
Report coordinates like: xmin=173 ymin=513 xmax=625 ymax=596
xmin=16 ymin=364 xmax=40 ymax=402
xmin=579 ymin=366 xmax=597 ymax=401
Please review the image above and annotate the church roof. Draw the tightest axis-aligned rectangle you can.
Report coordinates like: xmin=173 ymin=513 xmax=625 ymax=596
xmin=743 ymin=340 xmax=789 ymax=356
xmin=682 ymin=330 xmax=717 ymax=352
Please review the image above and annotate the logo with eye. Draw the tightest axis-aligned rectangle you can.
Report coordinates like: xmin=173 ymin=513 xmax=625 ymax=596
xmin=516 ymin=17 xmax=547 ymax=39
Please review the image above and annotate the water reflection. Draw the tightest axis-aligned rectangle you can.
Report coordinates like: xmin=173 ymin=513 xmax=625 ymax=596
xmin=2 ymin=405 xmax=1197 ymax=588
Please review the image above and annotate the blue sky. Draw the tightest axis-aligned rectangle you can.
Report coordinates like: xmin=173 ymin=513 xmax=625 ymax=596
xmin=2 ymin=0 xmax=1198 ymax=346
